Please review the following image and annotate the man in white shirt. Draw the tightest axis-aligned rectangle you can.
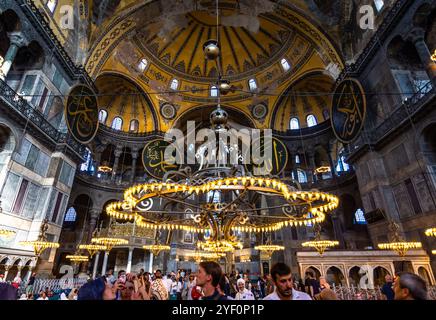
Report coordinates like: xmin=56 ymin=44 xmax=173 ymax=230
xmin=264 ymin=263 xmax=311 ymax=301
xmin=235 ymin=278 xmax=255 ymax=300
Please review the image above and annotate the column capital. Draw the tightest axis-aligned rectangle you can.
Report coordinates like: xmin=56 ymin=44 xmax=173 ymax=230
xmin=7 ymin=32 xmax=29 ymax=47
xmin=114 ymin=148 xmax=123 ymax=157
xmin=405 ymin=27 xmax=426 ymax=44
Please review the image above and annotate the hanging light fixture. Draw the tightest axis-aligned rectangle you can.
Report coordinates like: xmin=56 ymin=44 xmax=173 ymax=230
xmin=378 ymin=221 xmax=422 ymax=257
xmin=255 ymin=233 xmax=284 ymax=259
xmin=91 ymin=237 xmax=128 ymax=251
xmin=425 ymin=228 xmax=436 ymax=237
xmin=19 ymin=219 xmax=60 ymax=257
xmin=98 ymin=161 xmax=112 ymax=173
xmin=143 ymin=244 xmax=170 ymax=256
xmin=78 ymin=244 xmax=107 ymax=258
xmin=301 ymin=223 xmax=339 ymax=255
xmin=66 ymin=252 xmax=89 ymax=264
xmin=431 ymin=49 xmax=436 ymax=63
xmin=0 ymin=229 xmax=15 ymax=239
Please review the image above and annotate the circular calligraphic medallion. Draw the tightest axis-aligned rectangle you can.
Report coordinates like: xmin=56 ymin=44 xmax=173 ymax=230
xmin=142 ymin=139 xmax=181 ymax=179
xmin=244 ymin=136 xmax=288 ymax=176
xmin=65 ymin=85 xmax=99 ymax=144
xmin=331 ymin=78 xmax=366 ymax=143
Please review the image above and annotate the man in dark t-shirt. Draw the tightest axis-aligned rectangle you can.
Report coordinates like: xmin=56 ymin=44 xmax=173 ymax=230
xmin=305 ymin=272 xmax=321 ymax=297
xmin=381 ymin=275 xmax=395 ymax=300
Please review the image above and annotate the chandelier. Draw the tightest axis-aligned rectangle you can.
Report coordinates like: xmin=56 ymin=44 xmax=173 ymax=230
xmin=315 ymin=166 xmax=331 ymax=174
xmin=432 ymin=250 xmax=436 ymax=255
xmin=66 ymin=253 xmax=89 ymax=263
xmin=187 ymin=250 xmax=225 ymax=263
xmin=377 ymin=221 xmax=422 ymax=257
xmin=19 ymin=219 xmax=60 ymax=256
xmin=143 ymin=244 xmax=170 ymax=256
xmin=78 ymin=244 xmax=107 ymax=258
xmin=255 ymin=244 xmax=285 ymax=259
xmin=301 ymin=224 xmax=339 ymax=255
xmin=98 ymin=161 xmax=112 ymax=173
xmin=0 ymin=229 xmax=15 ymax=238
xmin=425 ymin=228 xmax=436 ymax=237
xmin=91 ymin=237 xmax=128 ymax=251
xmin=432 ymin=49 xmax=436 ymax=63
xmin=104 ymin=0 xmax=339 ymax=249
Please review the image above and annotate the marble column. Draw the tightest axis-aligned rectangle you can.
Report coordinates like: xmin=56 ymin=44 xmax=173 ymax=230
xmin=92 ymin=252 xmax=100 ymax=279
xmin=101 ymin=251 xmax=109 ymax=275
xmin=126 ymin=248 xmax=133 ymax=273
xmin=3 ymin=266 xmax=9 ymax=280
xmin=16 ymin=266 xmax=22 ymax=278
xmin=87 ymin=208 xmax=100 ymax=243
xmin=307 ymin=151 xmax=316 ymax=184
xmin=326 ymin=145 xmax=337 ymax=179
xmin=148 ymin=252 xmax=154 ymax=273
xmin=0 ymin=32 xmax=28 ymax=80
xmin=408 ymin=28 xmax=436 ymax=88
xmin=111 ymin=147 xmax=123 ymax=181
xmin=130 ymin=149 xmax=139 ymax=183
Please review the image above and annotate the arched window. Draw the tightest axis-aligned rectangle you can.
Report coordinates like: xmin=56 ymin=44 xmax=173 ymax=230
xmin=138 ymin=58 xmax=148 ymax=72
xmin=292 ymin=169 xmax=307 ymax=183
xmin=210 ymin=85 xmax=218 ymax=97
xmin=336 ymin=155 xmax=350 ymax=172
xmin=80 ymin=148 xmax=94 ymax=172
xmin=280 ymin=58 xmax=290 ymax=72
xmin=354 ymin=208 xmax=367 ymax=224
xmin=306 ymin=114 xmax=317 ymax=127
xmin=170 ymin=79 xmax=179 ymax=91
xmin=322 ymin=109 xmax=330 ymax=120
xmin=248 ymin=79 xmax=257 ymax=92
xmin=111 ymin=117 xmax=123 ymax=130
xmin=98 ymin=109 xmax=108 ymax=124
xmin=295 ymin=155 xmax=300 ymax=164
xmin=207 ymin=190 xmax=221 ymax=203
xmin=374 ymin=0 xmax=384 ymax=12
xmin=47 ymin=0 xmax=57 ymax=13
xmin=129 ymin=119 xmax=139 ymax=133
xmin=290 ymin=117 xmax=300 ymax=130
xmin=306 ymin=212 xmax=313 ymax=227
xmin=64 ymin=207 xmax=77 ymax=222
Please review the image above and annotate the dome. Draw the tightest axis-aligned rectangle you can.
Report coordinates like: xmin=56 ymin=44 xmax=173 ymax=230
xmin=95 ymin=74 xmax=158 ymax=133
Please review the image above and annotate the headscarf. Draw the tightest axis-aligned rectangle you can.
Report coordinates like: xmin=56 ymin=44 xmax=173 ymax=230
xmin=77 ymin=277 xmax=105 ymax=300
xmin=151 ymin=278 xmax=169 ymax=300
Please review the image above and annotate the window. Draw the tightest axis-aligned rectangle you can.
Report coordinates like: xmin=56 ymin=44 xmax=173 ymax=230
xmin=138 ymin=58 xmax=148 ymax=72
xmin=46 ymin=0 xmax=57 ymax=13
xmin=248 ymin=79 xmax=258 ymax=92
xmin=306 ymin=212 xmax=313 ymax=227
xmin=99 ymin=110 xmax=108 ymax=124
xmin=207 ymin=190 xmax=221 ymax=203
xmin=170 ymin=79 xmax=179 ymax=91
xmin=14 ymin=139 xmax=50 ymax=177
xmin=354 ymin=208 xmax=367 ymax=224
xmin=111 ymin=117 xmax=123 ymax=130
xmin=51 ymin=192 xmax=64 ymax=223
xmin=129 ymin=119 xmax=139 ymax=133
xmin=306 ymin=114 xmax=317 ymax=127
xmin=374 ymin=0 xmax=384 ymax=12
xmin=336 ymin=155 xmax=350 ymax=172
xmin=0 ymin=172 xmax=20 ymax=212
xmin=295 ymin=155 xmax=300 ymax=164
xmin=322 ymin=109 xmax=330 ymax=120
xmin=64 ymin=207 xmax=77 ymax=222
xmin=280 ymin=58 xmax=290 ymax=72
xmin=80 ymin=148 xmax=93 ymax=172
xmin=290 ymin=118 xmax=300 ymax=130
xmin=292 ymin=169 xmax=307 ymax=183
xmin=210 ymin=86 xmax=218 ymax=97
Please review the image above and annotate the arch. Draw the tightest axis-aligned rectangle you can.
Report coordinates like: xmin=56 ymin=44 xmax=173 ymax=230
xmin=340 ymin=194 xmax=357 ymax=230
xmin=99 ymin=109 xmax=108 ymax=124
xmin=373 ymin=266 xmax=391 ymax=287
xmin=417 ymin=266 xmax=431 ymax=285
xmin=111 ymin=116 xmax=123 ymax=130
xmin=289 ymin=117 xmax=300 ymax=130
xmin=95 ymin=72 xmax=159 ymax=132
xmin=419 ymin=122 xmax=436 ymax=170
xmin=280 ymin=58 xmax=291 ymax=72
xmin=306 ymin=114 xmax=317 ymax=127
xmin=248 ymin=78 xmax=258 ymax=92
xmin=325 ymin=266 xmax=346 ymax=286
xmin=0 ymin=9 xmax=21 ymax=33
xmin=348 ymin=266 xmax=363 ymax=287
xmin=304 ymin=266 xmax=321 ymax=279
xmin=13 ymin=41 xmax=45 ymax=72
xmin=129 ymin=119 xmax=139 ymax=133
xmin=170 ymin=78 xmax=179 ymax=90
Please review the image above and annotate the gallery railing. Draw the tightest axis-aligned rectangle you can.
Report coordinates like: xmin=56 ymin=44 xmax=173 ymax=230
xmin=332 ymin=284 xmax=436 ymax=300
xmin=0 ymin=78 xmax=86 ymax=159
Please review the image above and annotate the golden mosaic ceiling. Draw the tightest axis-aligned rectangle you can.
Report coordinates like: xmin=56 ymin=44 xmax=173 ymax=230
xmin=135 ymin=9 xmax=292 ymax=81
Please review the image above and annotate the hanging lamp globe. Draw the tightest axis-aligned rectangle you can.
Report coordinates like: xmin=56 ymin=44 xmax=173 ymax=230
xmin=218 ymin=79 xmax=232 ymax=95
xmin=203 ymin=39 xmax=220 ymax=60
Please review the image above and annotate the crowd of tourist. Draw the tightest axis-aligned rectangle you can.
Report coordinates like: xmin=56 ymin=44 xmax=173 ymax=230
xmin=0 ymin=262 xmax=430 ymax=300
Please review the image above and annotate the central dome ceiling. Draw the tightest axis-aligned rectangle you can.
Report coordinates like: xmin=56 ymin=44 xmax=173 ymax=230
xmin=134 ymin=8 xmax=292 ymax=81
